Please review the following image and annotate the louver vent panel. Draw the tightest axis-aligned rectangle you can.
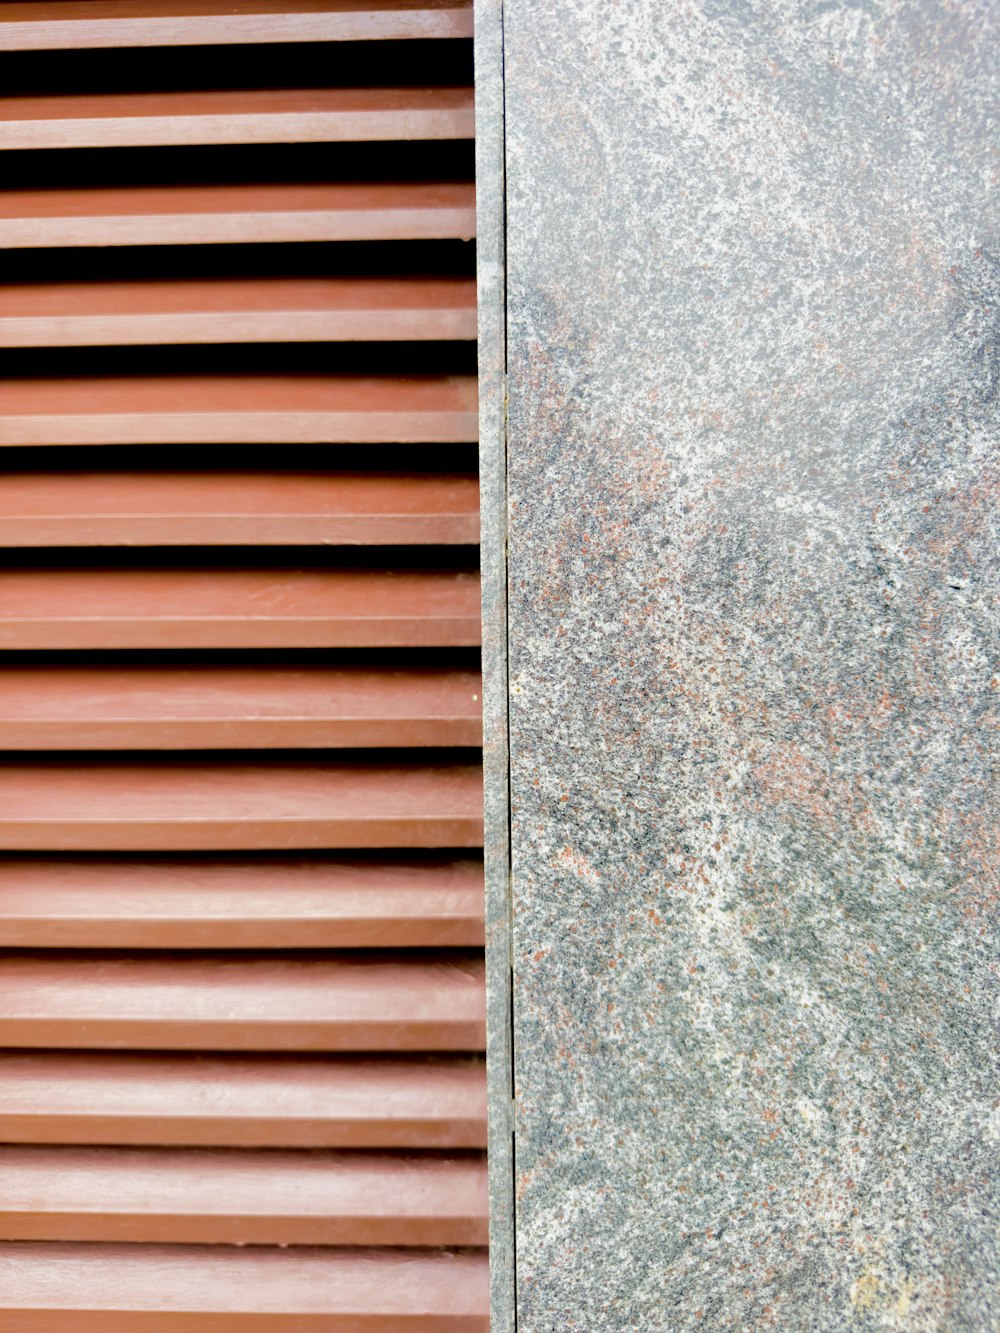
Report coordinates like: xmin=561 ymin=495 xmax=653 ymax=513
xmin=0 ymin=2 xmax=486 ymax=1327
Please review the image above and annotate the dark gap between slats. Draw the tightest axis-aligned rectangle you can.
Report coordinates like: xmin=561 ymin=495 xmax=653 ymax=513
xmin=0 ymin=1051 xmax=486 ymax=1070
xmin=0 ymin=648 xmax=482 ymax=667
xmin=0 ymin=40 xmax=474 ymax=96
xmin=0 ymin=1146 xmax=489 ymax=1170
xmin=0 ymin=140 xmax=475 ymax=189
xmin=0 ymin=847 xmax=482 ymax=867
xmin=0 ymin=445 xmax=477 ymax=472
xmin=0 ymin=341 xmax=478 ymax=379
xmin=0 ymin=241 xmax=477 ymax=285
xmin=0 ymin=747 xmax=481 ymax=765
xmin=0 ymin=546 xmax=480 ymax=569
xmin=0 ymin=946 xmax=484 ymax=962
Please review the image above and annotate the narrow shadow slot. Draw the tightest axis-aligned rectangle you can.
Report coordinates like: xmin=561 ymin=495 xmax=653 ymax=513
xmin=0 ymin=241 xmax=478 ymax=285
xmin=0 ymin=140 xmax=476 ymax=189
xmin=0 ymin=39 xmax=474 ymax=95
xmin=0 ymin=546 xmax=480 ymax=570
xmin=0 ymin=648 xmax=483 ymax=668
xmin=0 ymin=341 xmax=479 ymax=379
xmin=0 ymin=444 xmax=479 ymax=473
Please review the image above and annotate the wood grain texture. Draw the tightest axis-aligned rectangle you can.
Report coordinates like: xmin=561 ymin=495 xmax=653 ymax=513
xmin=0 ymin=374 xmax=479 ymax=444
xmin=0 ymin=952 xmax=486 ymax=1049
xmin=0 ymin=1052 xmax=486 ymax=1148
xmin=0 ymin=181 xmax=477 ymax=248
xmin=0 ymin=567 xmax=482 ymax=649
xmin=0 ymin=470 xmax=480 ymax=546
xmin=0 ymin=0 xmax=475 ymax=50
xmin=0 ymin=4 xmax=488 ymax=1310
xmin=0 ymin=665 xmax=483 ymax=748
xmin=0 ymin=1242 xmax=489 ymax=1329
xmin=0 ymin=275 xmax=478 ymax=346
xmin=0 ymin=88 xmax=475 ymax=150
xmin=0 ymin=760 xmax=484 ymax=850
xmin=0 ymin=855 xmax=486 ymax=949
xmin=0 ymin=1146 xmax=488 ymax=1245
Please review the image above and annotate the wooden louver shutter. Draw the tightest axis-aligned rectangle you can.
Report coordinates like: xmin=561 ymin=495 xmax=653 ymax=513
xmin=0 ymin=3 xmax=487 ymax=1327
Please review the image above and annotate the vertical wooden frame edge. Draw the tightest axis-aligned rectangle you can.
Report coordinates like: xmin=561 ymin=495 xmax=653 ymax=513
xmin=475 ymin=0 xmax=515 ymax=1327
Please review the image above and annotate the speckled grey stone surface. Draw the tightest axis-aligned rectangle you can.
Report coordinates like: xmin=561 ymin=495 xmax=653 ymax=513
xmin=502 ymin=2 xmax=999 ymax=1328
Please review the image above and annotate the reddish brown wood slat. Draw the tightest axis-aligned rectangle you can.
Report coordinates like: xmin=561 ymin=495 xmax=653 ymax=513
xmin=0 ymin=181 xmax=477 ymax=248
xmin=0 ymin=88 xmax=475 ymax=150
xmin=0 ymin=953 xmax=486 ymax=1050
xmin=0 ymin=276 xmax=478 ymax=347
xmin=0 ymin=1053 xmax=486 ymax=1148
xmin=0 ymin=760 xmax=484 ymax=850
xmin=0 ymin=665 xmax=483 ymax=749
xmin=0 ymin=1146 xmax=488 ymax=1246
xmin=0 ymin=568 xmax=482 ymax=649
xmin=0 ymin=1243 xmax=489 ymax=1330
xmin=0 ymin=374 xmax=478 ymax=444
xmin=0 ymin=470 xmax=480 ymax=546
xmin=0 ymin=0 xmax=475 ymax=50
xmin=0 ymin=856 xmax=485 ymax=949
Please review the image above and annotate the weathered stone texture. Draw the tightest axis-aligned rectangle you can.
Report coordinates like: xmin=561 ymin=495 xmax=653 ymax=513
xmin=503 ymin=2 xmax=998 ymax=1328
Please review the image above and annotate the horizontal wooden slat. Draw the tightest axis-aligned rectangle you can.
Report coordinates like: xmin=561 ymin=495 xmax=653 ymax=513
xmin=0 ymin=470 xmax=480 ymax=545
xmin=0 ymin=275 xmax=477 ymax=346
xmin=0 ymin=88 xmax=474 ymax=151
xmin=0 ymin=856 xmax=485 ymax=948
xmin=0 ymin=952 xmax=485 ymax=1049
xmin=0 ymin=568 xmax=481 ymax=649
xmin=0 ymin=1053 xmax=486 ymax=1147
xmin=0 ymin=374 xmax=478 ymax=444
xmin=0 ymin=1146 xmax=487 ymax=1246
xmin=0 ymin=1 xmax=475 ymax=51
xmin=0 ymin=760 xmax=483 ymax=850
xmin=0 ymin=1243 xmax=489 ymax=1330
xmin=0 ymin=180 xmax=476 ymax=248
xmin=0 ymin=665 xmax=482 ymax=748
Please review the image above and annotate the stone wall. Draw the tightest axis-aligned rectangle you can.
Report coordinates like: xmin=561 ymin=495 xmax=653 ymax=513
xmin=492 ymin=1 xmax=999 ymax=1327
